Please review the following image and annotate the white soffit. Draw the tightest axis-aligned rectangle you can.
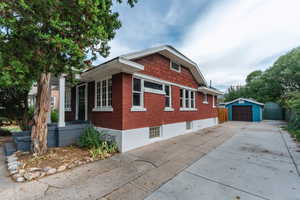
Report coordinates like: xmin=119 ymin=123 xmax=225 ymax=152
xmin=81 ymin=57 xmax=144 ymax=81
xmin=198 ymin=86 xmax=224 ymax=95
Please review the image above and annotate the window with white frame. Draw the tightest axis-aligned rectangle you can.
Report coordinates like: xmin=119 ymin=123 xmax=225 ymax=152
xmin=165 ymin=85 xmax=171 ymax=108
xmin=170 ymin=61 xmax=181 ymax=72
xmin=132 ymin=78 xmax=143 ymax=107
xmin=180 ymin=89 xmax=183 ymax=107
xmin=65 ymin=87 xmax=72 ymax=111
xmin=203 ymin=93 xmax=208 ymax=103
xmin=95 ymin=78 xmax=113 ymax=109
xmin=212 ymin=95 xmax=216 ymax=107
xmin=180 ymin=88 xmax=196 ymax=110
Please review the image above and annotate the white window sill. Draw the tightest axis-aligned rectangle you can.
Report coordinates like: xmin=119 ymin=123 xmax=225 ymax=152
xmin=203 ymin=101 xmax=209 ymax=104
xmin=131 ymin=107 xmax=147 ymax=112
xmin=93 ymin=107 xmax=114 ymax=112
xmin=65 ymin=108 xmax=72 ymax=112
xmin=164 ymin=107 xmax=174 ymax=112
xmin=144 ymin=87 xmax=165 ymax=95
xmin=179 ymin=108 xmax=198 ymax=111
xmin=213 ymin=106 xmax=216 ymax=108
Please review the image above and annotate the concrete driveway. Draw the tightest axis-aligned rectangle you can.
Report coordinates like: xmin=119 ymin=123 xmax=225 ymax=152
xmin=0 ymin=121 xmax=299 ymax=200
xmin=146 ymin=121 xmax=300 ymax=200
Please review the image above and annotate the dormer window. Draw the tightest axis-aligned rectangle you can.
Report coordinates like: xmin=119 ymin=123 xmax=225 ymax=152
xmin=170 ymin=61 xmax=181 ymax=72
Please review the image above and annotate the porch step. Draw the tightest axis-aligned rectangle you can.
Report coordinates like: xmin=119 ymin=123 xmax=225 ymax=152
xmin=3 ymin=142 xmax=17 ymax=156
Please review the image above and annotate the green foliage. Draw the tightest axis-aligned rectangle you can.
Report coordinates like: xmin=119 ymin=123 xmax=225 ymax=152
xmin=246 ymin=70 xmax=262 ymax=84
xmin=224 ymin=46 xmax=300 ymax=104
xmin=51 ymin=109 xmax=58 ymax=123
xmin=0 ymin=86 xmax=31 ymax=130
xmin=0 ymin=128 xmax=11 ymax=136
xmin=78 ymin=126 xmax=103 ymax=149
xmin=0 ymin=0 xmax=138 ymax=86
xmin=78 ymin=126 xmax=118 ymax=158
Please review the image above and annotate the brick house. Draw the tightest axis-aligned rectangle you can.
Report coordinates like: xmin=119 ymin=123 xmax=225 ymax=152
xmin=64 ymin=45 xmax=223 ymax=152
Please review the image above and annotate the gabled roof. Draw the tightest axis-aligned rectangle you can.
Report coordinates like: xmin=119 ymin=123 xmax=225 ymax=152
xmin=224 ymin=98 xmax=264 ymax=106
xmin=121 ymin=45 xmax=207 ymax=86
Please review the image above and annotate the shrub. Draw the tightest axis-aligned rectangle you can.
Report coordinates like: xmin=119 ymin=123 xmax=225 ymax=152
xmin=0 ymin=128 xmax=11 ymax=136
xmin=78 ymin=126 xmax=103 ymax=149
xmin=78 ymin=126 xmax=119 ymax=158
xmin=51 ymin=109 xmax=58 ymax=123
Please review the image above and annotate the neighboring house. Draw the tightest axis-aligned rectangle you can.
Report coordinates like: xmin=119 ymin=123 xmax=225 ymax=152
xmin=224 ymin=98 xmax=264 ymax=122
xmin=64 ymin=45 xmax=223 ymax=152
xmin=28 ymin=85 xmax=60 ymax=110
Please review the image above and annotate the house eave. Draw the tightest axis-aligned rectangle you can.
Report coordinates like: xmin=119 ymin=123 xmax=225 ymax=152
xmin=122 ymin=45 xmax=207 ymax=86
xmin=81 ymin=57 xmax=144 ymax=81
xmin=198 ymin=86 xmax=224 ymax=95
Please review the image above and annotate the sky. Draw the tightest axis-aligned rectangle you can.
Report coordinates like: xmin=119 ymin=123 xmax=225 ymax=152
xmin=95 ymin=0 xmax=300 ymax=91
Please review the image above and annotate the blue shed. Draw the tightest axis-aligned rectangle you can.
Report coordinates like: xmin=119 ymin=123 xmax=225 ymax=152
xmin=225 ymin=98 xmax=264 ymax=122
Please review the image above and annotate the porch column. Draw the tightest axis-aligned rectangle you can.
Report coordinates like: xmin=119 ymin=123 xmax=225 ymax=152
xmin=58 ymin=75 xmax=66 ymax=127
xmin=47 ymin=81 xmax=52 ymax=124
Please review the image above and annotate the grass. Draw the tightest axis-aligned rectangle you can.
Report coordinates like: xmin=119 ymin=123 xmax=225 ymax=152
xmin=282 ymin=126 xmax=300 ymax=142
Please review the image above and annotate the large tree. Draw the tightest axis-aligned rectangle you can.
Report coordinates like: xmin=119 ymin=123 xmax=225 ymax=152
xmin=0 ymin=0 xmax=137 ymax=155
xmin=225 ymin=47 xmax=300 ymax=103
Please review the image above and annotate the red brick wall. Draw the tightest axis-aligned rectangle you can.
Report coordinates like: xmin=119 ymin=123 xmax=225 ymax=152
xmin=121 ymin=74 xmax=217 ymax=130
xmin=66 ymin=53 xmax=218 ymax=130
xmin=133 ymin=53 xmax=198 ymax=88
xmin=88 ymin=74 xmax=123 ymax=129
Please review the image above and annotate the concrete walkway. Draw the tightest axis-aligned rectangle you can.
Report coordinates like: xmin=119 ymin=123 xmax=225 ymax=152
xmin=146 ymin=121 xmax=300 ymax=200
xmin=0 ymin=122 xmax=242 ymax=200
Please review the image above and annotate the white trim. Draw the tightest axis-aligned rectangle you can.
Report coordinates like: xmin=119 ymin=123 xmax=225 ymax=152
xmin=94 ymin=77 xmax=113 ymax=111
xmin=134 ymin=73 xmax=197 ymax=91
xmin=179 ymin=108 xmax=198 ymax=111
xmin=131 ymin=107 xmax=147 ymax=112
xmin=164 ymin=107 xmax=174 ymax=112
xmin=224 ymin=98 xmax=264 ymax=106
xmin=92 ymin=107 xmax=113 ymax=112
xmin=98 ymin=117 xmax=218 ymax=152
xmin=213 ymin=95 xmax=216 ymax=108
xmin=164 ymin=84 xmax=173 ymax=110
xmin=144 ymin=87 xmax=165 ymax=95
xmin=170 ymin=61 xmax=181 ymax=73
xmin=58 ymin=75 xmax=66 ymax=127
xmin=118 ymin=57 xmax=144 ymax=70
xmin=121 ymin=45 xmax=207 ymax=86
xmin=76 ymin=83 xmax=88 ymax=120
xmin=132 ymin=78 xmax=145 ymax=109
xmin=198 ymin=86 xmax=224 ymax=95
xmin=203 ymin=93 xmax=208 ymax=104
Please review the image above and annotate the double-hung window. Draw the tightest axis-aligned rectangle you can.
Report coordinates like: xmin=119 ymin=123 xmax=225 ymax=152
xmin=164 ymin=85 xmax=173 ymax=111
xmin=94 ymin=78 xmax=113 ymax=111
xmin=65 ymin=87 xmax=72 ymax=111
xmin=131 ymin=78 xmax=146 ymax=111
xmin=180 ymin=88 xmax=196 ymax=111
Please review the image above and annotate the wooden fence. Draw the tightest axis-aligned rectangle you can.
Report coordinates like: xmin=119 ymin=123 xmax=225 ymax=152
xmin=217 ymin=108 xmax=228 ymax=123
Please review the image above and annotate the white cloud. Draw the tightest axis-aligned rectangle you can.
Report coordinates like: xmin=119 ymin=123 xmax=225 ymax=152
xmin=180 ymin=0 xmax=300 ymax=88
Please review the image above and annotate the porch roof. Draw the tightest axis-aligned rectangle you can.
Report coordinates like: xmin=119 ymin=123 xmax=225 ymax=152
xmin=81 ymin=57 xmax=144 ymax=81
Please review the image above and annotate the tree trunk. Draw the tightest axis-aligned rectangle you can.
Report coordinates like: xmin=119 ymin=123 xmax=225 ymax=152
xmin=31 ymin=72 xmax=51 ymax=155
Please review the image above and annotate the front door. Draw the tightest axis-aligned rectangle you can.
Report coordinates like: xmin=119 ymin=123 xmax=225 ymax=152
xmin=78 ymin=85 xmax=86 ymax=120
